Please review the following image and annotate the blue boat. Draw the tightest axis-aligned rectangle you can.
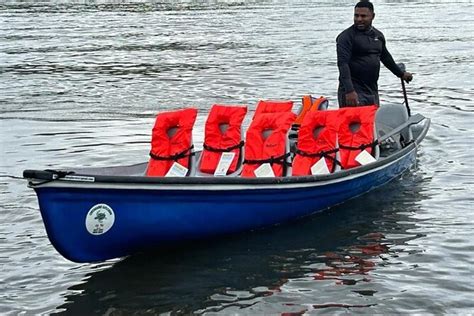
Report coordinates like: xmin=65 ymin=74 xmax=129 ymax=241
xmin=23 ymin=104 xmax=430 ymax=263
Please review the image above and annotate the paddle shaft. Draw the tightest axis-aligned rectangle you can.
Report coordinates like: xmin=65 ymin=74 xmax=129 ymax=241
xmin=401 ymin=79 xmax=411 ymax=117
xmin=398 ymin=63 xmax=411 ymax=117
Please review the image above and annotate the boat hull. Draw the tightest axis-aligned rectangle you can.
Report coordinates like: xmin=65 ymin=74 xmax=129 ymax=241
xmin=34 ymin=149 xmax=416 ymax=262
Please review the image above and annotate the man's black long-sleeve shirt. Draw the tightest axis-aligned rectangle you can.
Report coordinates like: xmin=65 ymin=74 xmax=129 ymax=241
xmin=337 ymin=25 xmax=404 ymax=95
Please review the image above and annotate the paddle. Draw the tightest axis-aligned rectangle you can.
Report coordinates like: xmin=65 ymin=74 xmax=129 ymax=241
xmin=398 ymin=63 xmax=411 ymax=117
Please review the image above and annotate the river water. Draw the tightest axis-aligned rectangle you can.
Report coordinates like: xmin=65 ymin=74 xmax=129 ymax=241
xmin=1 ymin=0 xmax=473 ymax=314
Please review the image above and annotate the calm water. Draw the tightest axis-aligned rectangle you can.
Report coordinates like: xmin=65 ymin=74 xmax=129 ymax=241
xmin=1 ymin=0 xmax=473 ymax=314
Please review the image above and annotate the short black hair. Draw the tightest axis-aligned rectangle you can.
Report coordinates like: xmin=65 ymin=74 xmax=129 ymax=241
xmin=355 ymin=0 xmax=374 ymax=13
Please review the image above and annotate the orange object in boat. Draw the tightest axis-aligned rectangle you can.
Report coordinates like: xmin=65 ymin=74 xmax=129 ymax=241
xmin=338 ymin=105 xmax=378 ymax=169
xmin=199 ymin=104 xmax=247 ymax=175
xmin=242 ymin=111 xmax=296 ymax=177
xmin=253 ymin=100 xmax=293 ymax=119
xmin=292 ymin=110 xmax=339 ymax=176
xmin=147 ymin=108 xmax=197 ymax=176
xmin=294 ymin=95 xmax=329 ymax=126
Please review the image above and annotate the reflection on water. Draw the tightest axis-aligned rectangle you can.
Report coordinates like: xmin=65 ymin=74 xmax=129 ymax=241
xmin=55 ymin=172 xmax=428 ymax=314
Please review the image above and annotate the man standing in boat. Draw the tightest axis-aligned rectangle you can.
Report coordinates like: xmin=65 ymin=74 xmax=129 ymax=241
xmin=336 ymin=0 xmax=413 ymax=107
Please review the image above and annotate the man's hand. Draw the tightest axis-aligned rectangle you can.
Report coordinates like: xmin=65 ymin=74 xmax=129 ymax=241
xmin=345 ymin=91 xmax=359 ymax=106
xmin=402 ymin=72 xmax=413 ymax=83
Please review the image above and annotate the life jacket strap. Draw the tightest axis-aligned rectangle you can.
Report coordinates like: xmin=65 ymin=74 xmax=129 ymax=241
xmin=294 ymin=148 xmax=338 ymax=158
xmin=149 ymin=145 xmax=195 ymax=161
xmin=294 ymin=148 xmax=341 ymax=172
xmin=243 ymin=152 xmax=291 ymax=166
xmin=339 ymin=140 xmax=378 ymax=152
xmin=203 ymin=141 xmax=244 ymax=153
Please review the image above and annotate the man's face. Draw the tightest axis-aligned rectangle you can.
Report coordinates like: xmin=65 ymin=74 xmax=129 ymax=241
xmin=353 ymin=7 xmax=374 ymax=31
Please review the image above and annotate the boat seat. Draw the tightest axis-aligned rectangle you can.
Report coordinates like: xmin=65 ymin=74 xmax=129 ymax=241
xmin=337 ymin=105 xmax=379 ymax=170
xmin=292 ymin=110 xmax=340 ymax=176
xmin=375 ymin=104 xmax=413 ymax=156
xmin=242 ymin=111 xmax=296 ymax=177
xmin=196 ymin=104 xmax=247 ymax=176
xmin=146 ymin=108 xmax=198 ymax=177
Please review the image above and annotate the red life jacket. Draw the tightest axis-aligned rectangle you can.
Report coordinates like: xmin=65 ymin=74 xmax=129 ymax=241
xmin=242 ymin=112 xmax=297 ymax=177
xmin=146 ymin=108 xmax=198 ymax=177
xmin=294 ymin=95 xmax=313 ymax=126
xmin=292 ymin=110 xmax=339 ymax=176
xmin=338 ymin=105 xmax=378 ymax=169
xmin=199 ymin=104 xmax=247 ymax=175
xmin=253 ymin=100 xmax=293 ymax=119
xmin=294 ymin=95 xmax=328 ymax=125
xmin=310 ymin=96 xmax=329 ymax=111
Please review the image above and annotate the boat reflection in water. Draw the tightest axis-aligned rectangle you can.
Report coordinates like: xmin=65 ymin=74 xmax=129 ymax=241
xmin=55 ymin=171 xmax=428 ymax=315
xmin=312 ymin=232 xmax=388 ymax=287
